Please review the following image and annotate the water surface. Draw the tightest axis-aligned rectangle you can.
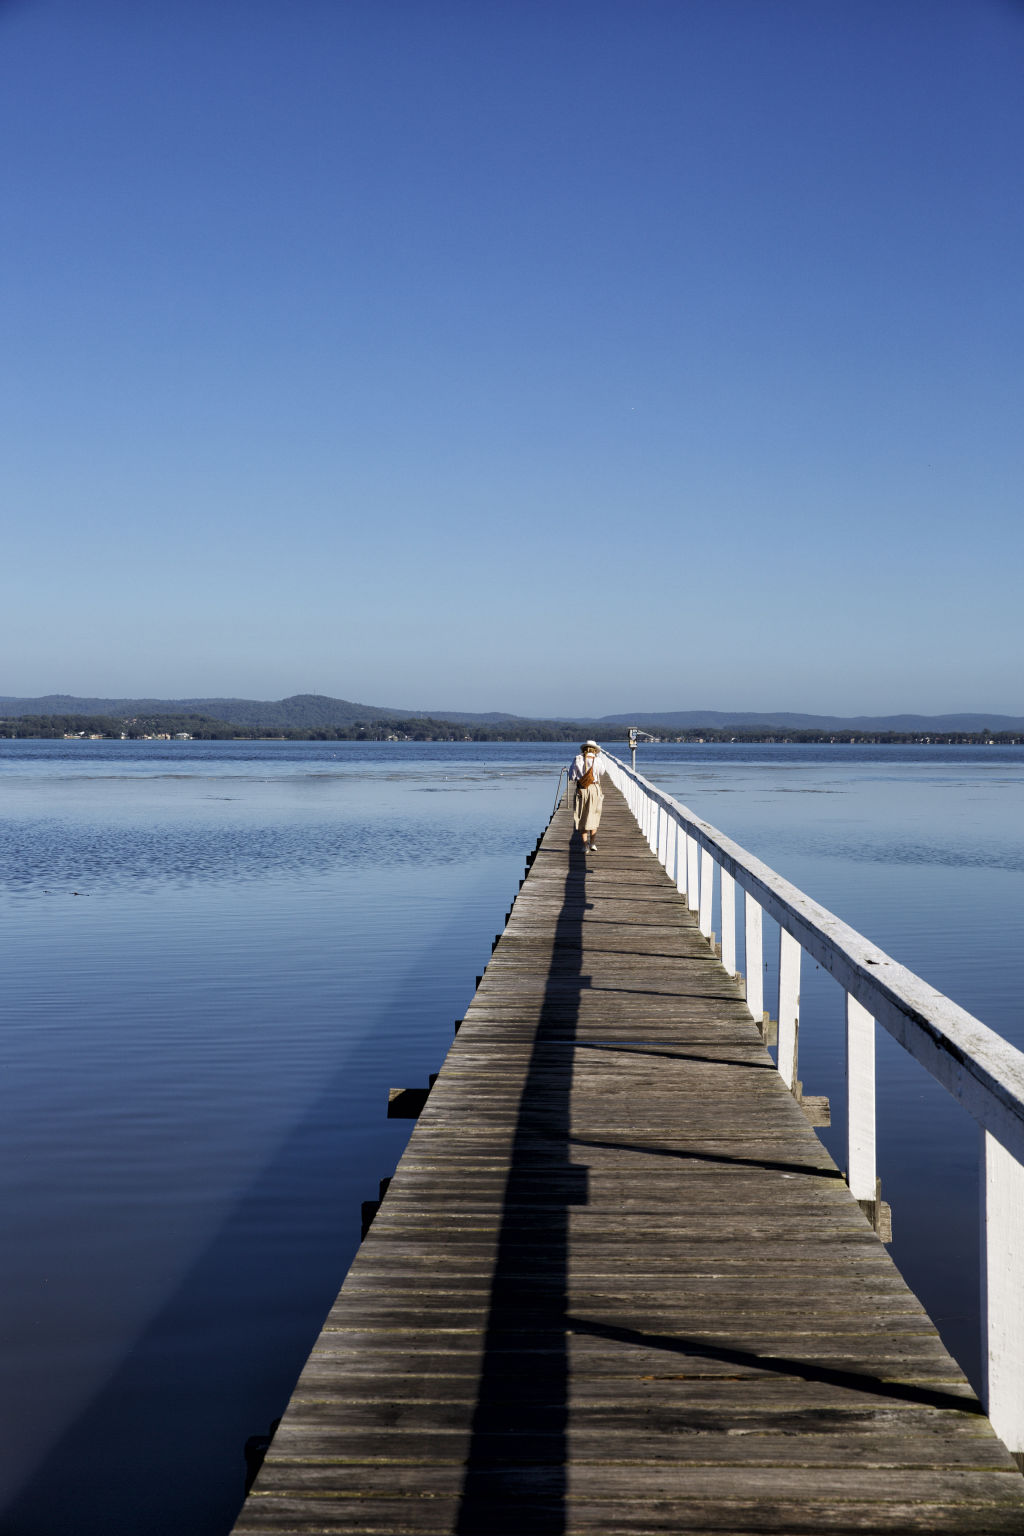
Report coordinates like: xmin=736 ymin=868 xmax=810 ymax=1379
xmin=1 ymin=740 xmax=1021 ymax=1532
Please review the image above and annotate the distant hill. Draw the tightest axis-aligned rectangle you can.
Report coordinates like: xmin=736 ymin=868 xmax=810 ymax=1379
xmin=596 ymin=709 xmax=1024 ymax=732
xmin=1 ymin=695 xmax=1022 ymax=735
xmin=0 ymin=693 xmax=527 ymax=728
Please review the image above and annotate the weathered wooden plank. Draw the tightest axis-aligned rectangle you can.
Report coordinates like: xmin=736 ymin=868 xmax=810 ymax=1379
xmin=231 ymin=790 xmax=1024 ymax=1534
xmin=234 ymin=1497 xmax=1024 ymax=1536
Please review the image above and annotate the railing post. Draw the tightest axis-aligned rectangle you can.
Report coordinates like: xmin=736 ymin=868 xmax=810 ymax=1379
xmin=720 ymin=869 xmax=736 ymax=976
xmin=980 ymin=1129 xmax=1024 ymax=1466
xmin=698 ymin=848 xmax=714 ymax=940
xmin=846 ymin=996 xmax=876 ymax=1204
xmin=666 ymin=816 xmax=677 ymax=882
xmin=658 ymin=804 xmax=669 ymax=867
xmin=777 ymin=929 xmax=801 ymax=1091
xmin=675 ymin=823 xmax=688 ymax=900
xmin=687 ymin=835 xmax=700 ymax=914
xmin=744 ymin=893 xmax=763 ymax=1021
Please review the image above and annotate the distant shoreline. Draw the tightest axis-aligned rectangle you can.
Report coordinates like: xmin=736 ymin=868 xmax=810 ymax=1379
xmin=2 ymin=722 xmax=1023 ymax=748
xmin=4 ymin=695 xmax=1024 ymax=738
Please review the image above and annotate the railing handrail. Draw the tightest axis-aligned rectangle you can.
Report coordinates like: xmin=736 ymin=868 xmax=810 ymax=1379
xmin=597 ymin=749 xmax=1024 ymax=1459
xmin=604 ymin=753 xmax=1024 ymax=1160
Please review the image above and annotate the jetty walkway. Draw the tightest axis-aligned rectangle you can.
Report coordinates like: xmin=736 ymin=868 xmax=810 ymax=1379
xmin=233 ymin=771 xmax=1024 ymax=1533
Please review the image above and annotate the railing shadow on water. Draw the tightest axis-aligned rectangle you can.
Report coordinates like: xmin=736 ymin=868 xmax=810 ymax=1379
xmin=455 ymin=828 xmax=588 ymax=1536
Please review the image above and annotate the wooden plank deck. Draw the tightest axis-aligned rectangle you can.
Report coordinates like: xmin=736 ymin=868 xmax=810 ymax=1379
xmin=232 ymin=788 xmax=1024 ymax=1534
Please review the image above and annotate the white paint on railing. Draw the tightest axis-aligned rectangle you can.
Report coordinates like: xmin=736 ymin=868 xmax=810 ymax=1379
xmin=744 ymin=894 xmax=764 ymax=1022
xmin=676 ymin=828 xmax=688 ymax=900
xmin=846 ymin=996 xmax=877 ymax=1205
xmin=686 ymin=832 xmax=699 ymax=910
xmin=778 ymin=928 xmax=801 ymax=1091
xmin=601 ymin=751 xmax=1024 ymax=1458
xmin=721 ymin=870 xmax=736 ymax=977
xmin=698 ymin=847 xmax=714 ymax=939
xmin=981 ymin=1129 xmax=1024 ymax=1458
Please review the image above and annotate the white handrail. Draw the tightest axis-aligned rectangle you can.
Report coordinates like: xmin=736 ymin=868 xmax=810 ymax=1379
xmin=603 ymin=751 xmax=1024 ymax=1460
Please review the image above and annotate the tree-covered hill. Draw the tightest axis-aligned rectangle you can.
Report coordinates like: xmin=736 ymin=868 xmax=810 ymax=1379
xmin=0 ymin=693 xmax=529 ymax=728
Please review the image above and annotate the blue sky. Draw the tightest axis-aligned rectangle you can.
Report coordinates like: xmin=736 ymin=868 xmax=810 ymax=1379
xmin=2 ymin=0 xmax=1022 ymax=715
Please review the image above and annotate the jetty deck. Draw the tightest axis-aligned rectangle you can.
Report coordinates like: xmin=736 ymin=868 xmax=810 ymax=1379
xmin=233 ymin=788 xmax=1024 ymax=1533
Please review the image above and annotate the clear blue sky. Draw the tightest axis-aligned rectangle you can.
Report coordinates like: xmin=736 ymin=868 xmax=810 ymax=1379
xmin=2 ymin=0 xmax=1022 ymax=716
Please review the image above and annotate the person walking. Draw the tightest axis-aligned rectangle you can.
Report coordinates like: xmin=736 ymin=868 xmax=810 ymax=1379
xmin=569 ymin=739 xmax=608 ymax=852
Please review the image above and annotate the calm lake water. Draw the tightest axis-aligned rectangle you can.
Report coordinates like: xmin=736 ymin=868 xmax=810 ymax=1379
xmin=1 ymin=739 xmax=1022 ymax=1534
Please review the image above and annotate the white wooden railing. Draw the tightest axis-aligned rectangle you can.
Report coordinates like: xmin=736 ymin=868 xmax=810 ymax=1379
xmin=600 ymin=753 xmax=1024 ymax=1461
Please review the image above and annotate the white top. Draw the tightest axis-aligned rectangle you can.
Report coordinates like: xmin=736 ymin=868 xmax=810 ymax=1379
xmin=570 ymin=750 xmax=607 ymax=782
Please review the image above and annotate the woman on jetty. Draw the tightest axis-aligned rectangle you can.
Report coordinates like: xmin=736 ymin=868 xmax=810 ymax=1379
xmin=569 ymin=739 xmax=609 ymax=852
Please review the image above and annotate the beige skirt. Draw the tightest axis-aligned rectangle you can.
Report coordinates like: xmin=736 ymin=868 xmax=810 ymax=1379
xmin=573 ymin=782 xmax=604 ymax=834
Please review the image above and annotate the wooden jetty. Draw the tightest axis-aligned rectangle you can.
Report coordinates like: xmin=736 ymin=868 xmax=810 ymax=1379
xmin=233 ymin=784 xmax=1024 ymax=1534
